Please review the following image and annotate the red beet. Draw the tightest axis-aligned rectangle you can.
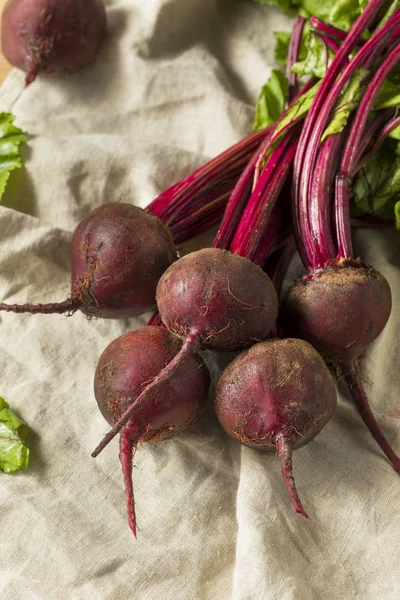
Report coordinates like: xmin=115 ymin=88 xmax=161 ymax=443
xmin=280 ymin=261 xmax=392 ymax=364
xmin=0 ymin=203 xmax=177 ymax=319
xmin=91 ymin=247 xmax=279 ymax=455
xmin=94 ymin=326 xmax=210 ymax=536
xmin=2 ymin=0 xmax=106 ymax=85
xmin=281 ymin=260 xmax=400 ymax=472
xmin=157 ymin=248 xmax=279 ymax=351
xmin=215 ymin=338 xmax=337 ymax=517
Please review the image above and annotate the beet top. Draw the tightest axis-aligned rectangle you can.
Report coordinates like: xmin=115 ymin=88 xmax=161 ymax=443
xmin=0 ymin=203 xmax=177 ymax=319
xmin=94 ymin=326 xmax=210 ymax=536
xmin=2 ymin=0 xmax=107 ymax=85
xmin=215 ymin=338 xmax=337 ymax=517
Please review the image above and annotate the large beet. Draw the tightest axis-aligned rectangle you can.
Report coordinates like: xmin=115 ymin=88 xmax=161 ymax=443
xmin=215 ymin=338 xmax=337 ymax=517
xmin=2 ymin=0 xmax=106 ymax=85
xmin=281 ymin=259 xmax=400 ymax=472
xmin=281 ymin=261 xmax=392 ymax=363
xmin=156 ymin=248 xmax=279 ymax=351
xmin=94 ymin=326 xmax=210 ymax=536
xmin=0 ymin=203 xmax=177 ymax=319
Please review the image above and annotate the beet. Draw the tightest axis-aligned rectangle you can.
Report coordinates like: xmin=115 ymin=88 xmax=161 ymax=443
xmin=215 ymin=338 xmax=337 ymax=517
xmin=91 ymin=247 xmax=279 ymax=455
xmin=0 ymin=203 xmax=177 ymax=319
xmin=2 ymin=0 xmax=107 ymax=85
xmin=157 ymin=248 xmax=279 ymax=351
xmin=280 ymin=260 xmax=400 ymax=471
xmin=281 ymin=261 xmax=392 ymax=364
xmin=94 ymin=326 xmax=210 ymax=536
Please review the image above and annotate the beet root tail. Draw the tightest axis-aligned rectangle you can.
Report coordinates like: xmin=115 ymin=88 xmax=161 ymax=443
xmin=276 ymin=434 xmax=308 ymax=518
xmin=344 ymin=363 xmax=400 ymax=473
xmin=119 ymin=425 xmax=138 ymax=538
xmin=91 ymin=330 xmax=200 ymax=458
xmin=0 ymin=297 xmax=81 ymax=315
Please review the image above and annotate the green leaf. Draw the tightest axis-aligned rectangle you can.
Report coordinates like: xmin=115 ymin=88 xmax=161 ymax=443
xmin=298 ymin=0 xmax=337 ymax=20
xmin=0 ymin=397 xmax=30 ymax=474
xmin=353 ymin=140 xmax=400 ymax=223
xmin=321 ymin=68 xmax=369 ymax=142
xmin=291 ymin=30 xmax=335 ymax=79
xmin=274 ymin=31 xmax=291 ymax=66
xmin=0 ymin=113 xmax=28 ymax=202
xmin=388 ymin=124 xmax=400 ymax=141
xmin=328 ymin=0 xmax=363 ymax=31
xmin=273 ymin=80 xmax=321 ymax=138
xmin=395 ymin=201 xmax=400 ymax=230
xmin=373 ymin=79 xmax=400 ymax=110
xmin=254 ymin=0 xmax=297 ymax=13
xmin=254 ymin=70 xmax=289 ymax=131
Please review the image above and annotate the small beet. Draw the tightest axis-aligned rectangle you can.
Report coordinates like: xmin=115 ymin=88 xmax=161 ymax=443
xmin=2 ymin=0 xmax=107 ymax=85
xmin=94 ymin=326 xmax=210 ymax=536
xmin=0 ymin=203 xmax=177 ymax=319
xmin=91 ymin=247 xmax=279 ymax=455
xmin=215 ymin=338 xmax=337 ymax=517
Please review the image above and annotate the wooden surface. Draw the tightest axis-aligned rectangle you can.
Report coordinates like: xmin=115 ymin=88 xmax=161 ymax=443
xmin=0 ymin=0 xmax=12 ymax=84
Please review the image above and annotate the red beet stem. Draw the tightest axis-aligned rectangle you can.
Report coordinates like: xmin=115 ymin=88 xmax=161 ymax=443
xmin=148 ymin=128 xmax=268 ymax=223
xmin=354 ymin=114 xmax=400 ymax=174
xmin=119 ymin=426 xmax=138 ymax=537
xmin=336 ymin=41 xmax=400 ymax=259
xmin=275 ymin=434 xmax=308 ymax=518
xmin=344 ymin=363 xmax=400 ymax=473
xmin=91 ymin=330 xmax=201 ymax=457
xmin=310 ymin=17 xmax=348 ymax=42
xmin=0 ymin=297 xmax=81 ymax=314
xmin=232 ymin=138 xmax=298 ymax=265
xmin=212 ymin=135 xmax=271 ymax=250
xmin=287 ymin=16 xmax=306 ymax=102
xmin=147 ymin=311 xmax=163 ymax=327
xmin=309 ymin=134 xmax=344 ymax=266
xmin=293 ymin=0 xmax=391 ymax=269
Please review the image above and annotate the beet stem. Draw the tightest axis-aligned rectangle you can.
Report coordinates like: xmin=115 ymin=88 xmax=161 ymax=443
xmin=287 ymin=16 xmax=306 ymax=102
xmin=344 ymin=363 xmax=400 ymax=472
xmin=91 ymin=330 xmax=201 ymax=457
xmin=0 ymin=297 xmax=81 ymax=315
xmin=119 ymin=426 xmax=137 ymax=538
xmin=336 ymin=42 xmax=400 ymax=257
xmin=310 ymin=17 xmax=348 ymax=42
xmin=293 ymin=0 xmax=390 ymax=269
xmin=275 ymin=434 xmax=308 ymax=518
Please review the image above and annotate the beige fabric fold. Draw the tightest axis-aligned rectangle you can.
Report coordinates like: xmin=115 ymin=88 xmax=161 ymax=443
xmin=1 ymin=1 xmax=399 ymax=598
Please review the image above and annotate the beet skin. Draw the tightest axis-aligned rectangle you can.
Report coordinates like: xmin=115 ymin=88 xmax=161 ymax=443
xmin=70 ymin=203 xmax=177 ymax=318
xmin=90 ymin=247 xmax=279 ymax=458
xmin=215 ymin=338 xmax=337 ymax=517
xmin=0 ymin=203 xmax=177 ymax=319
xmin=156 ymin=247 xmax=279 ymax=352
xmin=281 ymin=260 xmax=400 ymax=473
xmin=281 ymin=261 xmax=392 ymax=363
xmin=94 ymin=326 xmax=210 ymax=536
xmin=2 ymin=0 xmax=106 ymax=85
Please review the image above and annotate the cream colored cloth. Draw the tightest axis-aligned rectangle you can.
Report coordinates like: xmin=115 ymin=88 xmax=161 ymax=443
xmin=1 ymin=1 xmax=399 ymax=599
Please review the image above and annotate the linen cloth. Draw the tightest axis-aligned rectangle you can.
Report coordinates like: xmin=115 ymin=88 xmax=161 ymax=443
xmin=1 ymin=1 xmax=399 ymax=598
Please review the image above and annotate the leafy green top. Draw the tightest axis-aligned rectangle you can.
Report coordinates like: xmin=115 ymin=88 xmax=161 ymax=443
xmin=0 ymin=397 xmax=30 ymax=474
xmin=0 ymin=113 xmax=28 ymax=201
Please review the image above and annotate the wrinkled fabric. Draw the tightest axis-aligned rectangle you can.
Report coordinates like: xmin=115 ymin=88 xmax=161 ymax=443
xmin=0 ymin=1 xmax=399 ymax=599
